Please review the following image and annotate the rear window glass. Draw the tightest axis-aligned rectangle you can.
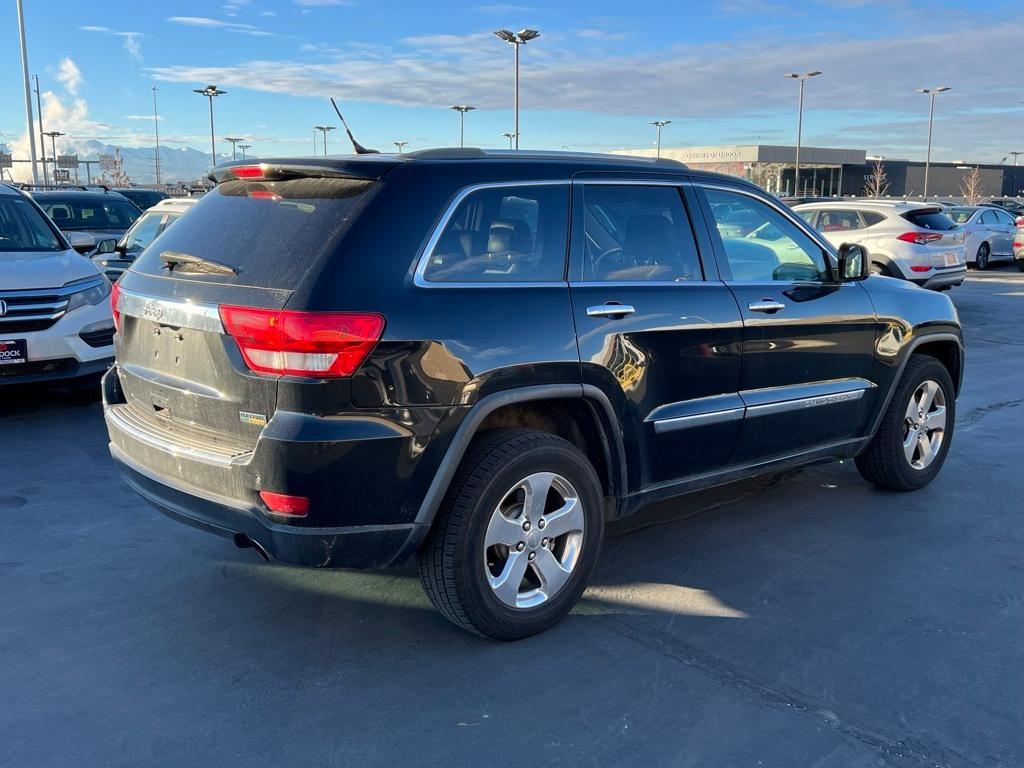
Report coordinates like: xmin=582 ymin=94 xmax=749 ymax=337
xmin=131 ymin=177 xmax=377 ymax=288
xmin=902 ymin=209 xmax=957 ymax=231
xmin=37 ymin=197 xmax=140 ymax=230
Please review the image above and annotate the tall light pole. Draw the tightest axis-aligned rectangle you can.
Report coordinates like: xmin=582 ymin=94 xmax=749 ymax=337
xmin=784 ymin=70 xmax=822 ymax=196
xmin=33 ymin=75 xmax=48 ymax=185
xmin=502 ymin=132 xmax=516 ymax=149
xmin=152 ymin=85 xmax=162 ymax=186
xmin=224 ymin=137 xmax=244 ymax=161
xmin=449 ymin=105 xmax=476 ymax=148
xmin=16 ymin=0 xmax=39 ymax=183
xmin=314 ymin=125 xmax=335 ymax=155
xmin=650 ymin=120 xmax=671 ymax=159
xmin=1009 ymin=151 xmax=1022 ymax=167
xmin=43 ymin=131 xmax=63 ymax=182
xmin=238 ymin=144 xmax=252 ymax=160
xmin=193 ymin=85 xmax=226 ymax=167
xmin=493 ymin=28 xmax=540 ymax=150
xmin=916 ymin=86 xmax=950 ymax=201
xmin=393 ymin=141 xmax=408 ymax=155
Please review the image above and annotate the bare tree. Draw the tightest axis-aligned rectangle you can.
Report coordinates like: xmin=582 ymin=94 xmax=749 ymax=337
xmin=862 ymin=159 xmax=890 ymax=197
xmin=960 ymin=167 xmax=984 ymax=205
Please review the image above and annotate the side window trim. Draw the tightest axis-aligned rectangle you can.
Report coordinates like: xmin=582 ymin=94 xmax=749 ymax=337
xmin=567 ymin=177 xmax=719 ymax=285
xmin=413 ymin=179 xmax=572 ymax=289
xmin=693 ymin=182 xmax=838 ymax=283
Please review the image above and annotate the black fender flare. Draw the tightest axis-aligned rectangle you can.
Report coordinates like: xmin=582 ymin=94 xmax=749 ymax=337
xmin=414 ymin=384 xmax=627 ymax=527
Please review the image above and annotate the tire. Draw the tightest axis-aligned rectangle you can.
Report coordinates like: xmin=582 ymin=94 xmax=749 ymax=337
xmin=974 ymin=243 xmax=990 ymax=270
xmin=417 ymin=428 xmax=604 ymax=640
xmin=870 ymin=262 xmax=890 ymax=276
xmin=1017 ymin=259 xmax=1024 ymax=273
xmin=855 ymin=355 xmax=955 ymax=492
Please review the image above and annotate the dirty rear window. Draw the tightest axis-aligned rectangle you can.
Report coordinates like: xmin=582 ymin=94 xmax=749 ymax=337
xmin=130 ymin=177 xmax=377 ymax=288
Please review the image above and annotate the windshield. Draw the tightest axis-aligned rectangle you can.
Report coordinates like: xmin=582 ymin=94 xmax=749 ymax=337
xmin=118 ymin=210 xmax=166 ymax=253
xmin=36 ymin=197 xmax=141 ymax=231
xmin=0 ymin=195 xmax=64 ymax=253
xmin=944 ymin=208 xmax=975 ymax=224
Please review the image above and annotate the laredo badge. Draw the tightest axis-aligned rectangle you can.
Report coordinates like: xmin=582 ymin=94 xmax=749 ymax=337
xmin=239 ymin=411 xmax=268 ymax=427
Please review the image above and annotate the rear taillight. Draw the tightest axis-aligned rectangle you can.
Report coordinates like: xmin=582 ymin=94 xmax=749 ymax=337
xmin=110 ymin=281 xmax=121 ymax=331
xmin=897 ymin=232 xmax=943 ymax=245
xmin=219 ymin=306 xmax=384 ymax=378
xmin=259 ymin=491 xmax=309 ymax=517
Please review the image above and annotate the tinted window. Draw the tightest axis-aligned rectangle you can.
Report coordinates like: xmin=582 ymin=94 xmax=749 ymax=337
xmin=703 ymin=188 xmax=830 ymax=283
xmin=581 ymin=185 xmax=702 ymax=282
xmin=37 ymin=197 xmax=140 ymax=230
xmin=795 ymin=210 xmax=817 ymax=225
xmin=980 ymin=210 xmax=998 ymax=224
xmin=0 ymin=196 xmax=63 ymax=253
xmin=995 ymin=210 xmax=1016 ymax=226
xmin=862 ymin=211 xmax=886 ymax=227
xmin=132 ymin=177 xmax=377 ymax=288
xmin=818 ymin=209 xmax=863 ymax=232
xmin=423 ymin=185 xmax=568 ymax=283
xmin=902 ymin=209 xmax=957 ymax=231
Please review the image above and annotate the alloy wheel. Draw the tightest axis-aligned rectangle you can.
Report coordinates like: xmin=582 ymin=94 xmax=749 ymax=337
xmin=903 ymin=380 xmax=947 ymax=470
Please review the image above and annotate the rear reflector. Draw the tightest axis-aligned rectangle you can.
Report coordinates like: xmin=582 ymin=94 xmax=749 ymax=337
xmin=910 ymin=265 xmax=933 ymax=272
xmin=110 ymin=280 xmax=122 ymax=331
xmin=231 ymin=165 xmax=265 ymax=179
xmin=259 ymin=491 xmax=309 ymax=517
xmin=219 ymin=306 xmax=384 ymax=378
xmin=897 ymin=232 xmax=943 ymax=245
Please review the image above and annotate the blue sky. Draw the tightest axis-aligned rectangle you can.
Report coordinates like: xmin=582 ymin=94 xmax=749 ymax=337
xmin=2 ymin=0 xmax=1021 ymax=168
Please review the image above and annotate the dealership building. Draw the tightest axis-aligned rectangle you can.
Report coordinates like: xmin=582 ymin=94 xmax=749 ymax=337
xmin=613 ymin=145 xmax=1024 ymax=199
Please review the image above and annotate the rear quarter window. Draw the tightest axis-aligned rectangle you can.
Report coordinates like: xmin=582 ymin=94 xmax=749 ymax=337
xmin=130 ymin=177 xmax=378 ymax=288
xmin=902 ymin=210 xmax=957 ymax=231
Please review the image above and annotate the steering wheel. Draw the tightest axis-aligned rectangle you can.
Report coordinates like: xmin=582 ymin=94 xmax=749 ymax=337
xmin=593 ymin=246 xmax=629 ymax=276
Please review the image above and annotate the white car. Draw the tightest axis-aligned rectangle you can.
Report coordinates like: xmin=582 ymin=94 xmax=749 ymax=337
xmin=91 ymin=197 xmax=199 ymax=280
xmin=0 ymin=183 xmax=113 ymax=386
xmin=943 ymin=206 xmax=1017 ymax=270
xmin=793 ymin=201 xmax=966 ymax=290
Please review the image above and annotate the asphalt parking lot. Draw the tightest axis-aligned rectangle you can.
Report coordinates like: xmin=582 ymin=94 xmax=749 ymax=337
xmin=2 ymin=267 xmax=1022 ymax=768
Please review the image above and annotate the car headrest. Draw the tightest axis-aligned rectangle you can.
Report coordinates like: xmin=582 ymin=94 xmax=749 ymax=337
xmin=624 ymin=214 xmax=677 ymax=259
xmin=488 ymin=218 xmax=531 ymax=254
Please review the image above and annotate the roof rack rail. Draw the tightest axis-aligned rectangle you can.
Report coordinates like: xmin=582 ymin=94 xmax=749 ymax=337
xmin=403 ymin=147 xmax=687 ymax=167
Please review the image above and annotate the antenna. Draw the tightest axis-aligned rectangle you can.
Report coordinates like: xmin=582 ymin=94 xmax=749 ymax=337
xmin=329 ymin=97 xmax=379 ymax=155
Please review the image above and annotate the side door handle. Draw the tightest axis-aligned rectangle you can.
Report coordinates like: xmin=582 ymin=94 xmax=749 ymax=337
xmin=587 ymin=303 xmax=636 ymax=318
xmin=748 ymin=299 xmax=786 ymax=314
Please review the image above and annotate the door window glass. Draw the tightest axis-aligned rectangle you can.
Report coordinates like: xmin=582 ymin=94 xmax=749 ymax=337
xmin=818 ymin=209 xmax=863 ymax=232
xmin=704 ymin=188 xmax=830 ymax=283
xmin=581 ymin=185 xmax=703 ymax=282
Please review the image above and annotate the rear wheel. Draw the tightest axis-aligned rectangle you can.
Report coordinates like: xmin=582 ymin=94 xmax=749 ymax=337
xmin=417 ymin=428 xmax=604 ymax=640
xmin=870 ymin=262 xmax=890 ymax=276
xmin=855 ymin=356 xmax=955 ymax=491
xmin=974 ymin=242 xmax=990 ymax=270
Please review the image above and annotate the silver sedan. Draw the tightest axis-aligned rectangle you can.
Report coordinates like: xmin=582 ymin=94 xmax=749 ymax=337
xmin=945 ymin=206 xmax=1018 ymax=269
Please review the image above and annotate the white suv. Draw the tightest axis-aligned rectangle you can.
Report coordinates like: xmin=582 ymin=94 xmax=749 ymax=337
xmin=793 ymin=201 xmax=966 ymax=290
xmin=0 ymin=183 xmax=114 ymax=386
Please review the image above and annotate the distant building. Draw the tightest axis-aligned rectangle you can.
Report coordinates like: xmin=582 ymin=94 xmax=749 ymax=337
xmin=612 ymin=144 xmax=1024 ymax=199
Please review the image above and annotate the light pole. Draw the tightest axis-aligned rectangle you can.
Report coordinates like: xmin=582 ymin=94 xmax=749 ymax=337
xmin=314 ymin=125 xmax=335 ymax=155
xmin=238 ymin=144 xmax=252 ymax=160
xmin=1009 ymin=152 xmax=1022 ymax=166
xmin=393 ymin=141 xmax=408 ymax=155
xmin=16 ymin=0 xmax=39 ymax=183
xmin=193 ymin=85 xmax=226 ymax=167
xmin=916 ymin=86 xmax=950 ymax=201
xmin=493 ymin=28 xmax=540 ymax=150
xmin=224 ymin=137 xmax=244 ymax=161
xmin=449 ymin=106 xmax=476 ymax=148
xmin=502 ymin=132 xmax=516 ymax=149
xmin=33 ymin=76 xmax=49 ymax=185
xmin=152 ymin=86 xmax=162 ymax=186
xmin=43 ymin=131 xmax=64 ymax=182
xmin=784 ymin=70 xmax=822 ymax=196
xmin=650 ymin=120 xmax=671 ymax=159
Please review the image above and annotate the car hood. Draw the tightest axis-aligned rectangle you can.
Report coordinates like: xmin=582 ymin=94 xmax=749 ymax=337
xmin=0 ymin=249 xmax=102 ymax=290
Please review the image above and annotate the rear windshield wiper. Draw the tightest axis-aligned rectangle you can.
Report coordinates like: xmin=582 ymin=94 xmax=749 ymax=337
xmin=159 ymin=250 xmax=236 ymax=276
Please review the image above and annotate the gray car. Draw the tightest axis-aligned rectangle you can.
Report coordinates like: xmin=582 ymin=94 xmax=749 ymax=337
xmin=944 ymin=206 xmax=1017 ymax=269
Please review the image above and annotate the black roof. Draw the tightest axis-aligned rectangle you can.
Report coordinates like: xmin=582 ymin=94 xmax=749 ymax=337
xmin=29 ymin=189 xmax=132 ymax=202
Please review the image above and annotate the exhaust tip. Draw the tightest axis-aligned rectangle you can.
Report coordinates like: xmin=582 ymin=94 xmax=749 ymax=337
xmin=233 ymin=533 xmax=270 ymax=561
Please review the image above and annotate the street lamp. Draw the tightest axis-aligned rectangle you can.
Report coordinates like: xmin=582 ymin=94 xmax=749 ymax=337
xmin=916 ymin=85 xmax=951 ymax=201
xmin=193 ymin=85 xmax=226 ymax=167
xmin=492 ymin=28 xmax=540 ymax=150
xmin=152 ymin=86 xmax=162 ymax=186
xmin=449 ymin=105 xmax=476 ymax=148
xmin=650 ymin=120 xmax=671 ymax=159
xmin=16 ymin=0 xmax=39 ymax=183
xmin=43 ymin=131 xmax=64 ymax=181
xmin=393 ymin=141 xmax=408 ymax=155
xmin=224 ymin=136 xmax=244 ymax=161
xmin=314 ymin=125 xmax=335 ymax=155
xmin=238 ymin=144 xmax=252 ymax=160
xmin=502 ymin=132 xmax=517 ymax=149
xmin=784 ymin=70 xmax=822 ymax=196
xmin=1009 ymin=151 xmax=1022 ymax=166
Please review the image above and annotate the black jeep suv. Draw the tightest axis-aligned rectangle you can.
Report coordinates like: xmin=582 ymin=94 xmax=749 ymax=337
xmin=104 ymin=149 xmax=963 ymax=639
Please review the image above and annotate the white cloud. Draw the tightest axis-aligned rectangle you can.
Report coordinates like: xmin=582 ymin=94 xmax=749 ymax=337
xmin=80 ymin=26 xmax=144 ymax=61
xmin=166 ymin=16 xmax=275 ymax=36
xmin=124 ymin=115 xmax=164 ymax=121
xmin=57 ymin=58 xmax=83 ymax=96
xmin=294 ymin=0 xmax=352 ymax=5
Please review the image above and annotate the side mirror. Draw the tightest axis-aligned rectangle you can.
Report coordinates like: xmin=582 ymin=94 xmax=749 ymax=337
xmin=837 ymin=242 xmax=869 ymax=281
xmin=96 ymin=238 xmax=118 ymax=255
xmin=68 ymin=232 xmax=97 ymax=255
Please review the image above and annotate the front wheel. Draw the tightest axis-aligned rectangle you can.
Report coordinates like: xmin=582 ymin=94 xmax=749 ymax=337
xmin=417 ymin=429 xmax=604 ymax=640
xmin=855 ymin=356 xmax=955 ymax=491
xmin=974 ymin=243 xmax=990 ymax=270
